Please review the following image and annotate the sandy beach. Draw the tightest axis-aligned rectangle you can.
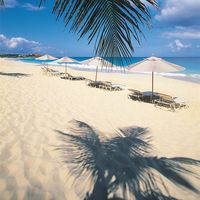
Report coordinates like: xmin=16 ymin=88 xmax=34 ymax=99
xmin=0 ymin=58 xmax=200 ymax=200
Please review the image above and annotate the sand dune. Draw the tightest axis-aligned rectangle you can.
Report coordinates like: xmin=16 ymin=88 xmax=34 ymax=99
xmin=0 ymin=58 xmax=200 ymax=199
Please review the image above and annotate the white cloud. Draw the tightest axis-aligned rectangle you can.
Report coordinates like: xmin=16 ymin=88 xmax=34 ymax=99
xmin=163 ymin=27 xmax=200 ymax=39
xmin=2 ymin=1 xmax=45 ymax=11
xmin=155 ymin=0 xmax=200 ymax=26
xmin=22 ymin=3 xmax=45 ymax=11
xmin=0 ymin=34 xmax=7 ymax=41
xmin=4 ymin=0 xmax=18 ymax=8
xmin=0 ymin=34 xmax=50 ymax=54
xmin=197 ymin=45 xmax=200 ymax=48
xmin=6 ymin=37 xmax=40 ymax=48
xmin=168 ymin=40 xmax=192 ymax=51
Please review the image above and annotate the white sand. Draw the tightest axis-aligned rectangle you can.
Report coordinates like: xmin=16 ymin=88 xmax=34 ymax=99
xmin=0 ymin=58 xmax=200 ymax=199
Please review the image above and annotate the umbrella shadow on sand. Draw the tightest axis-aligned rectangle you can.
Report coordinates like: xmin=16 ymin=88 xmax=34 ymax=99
xmin=55 ymin=120 xmax=200 ymax=200
xmin=0 ymin=72 xmax=31 ymax=78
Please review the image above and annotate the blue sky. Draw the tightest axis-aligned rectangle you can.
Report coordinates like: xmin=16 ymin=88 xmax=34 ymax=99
xmin=1 ymin=0 xmax=200 ymax=57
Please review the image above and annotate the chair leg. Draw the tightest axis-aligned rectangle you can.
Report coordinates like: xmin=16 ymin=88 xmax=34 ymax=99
xmin=170 ymin=104 xmax=175 ymax=111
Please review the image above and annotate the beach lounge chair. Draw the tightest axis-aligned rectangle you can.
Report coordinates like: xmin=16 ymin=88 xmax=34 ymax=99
xmin=85 ymin=79 xmax=100 ymax=87
xmin=128 ymin=89 xmax=144 ymax=101
xmin=103 ymin=82 xmax=123 ymax=91
xmin=47 ymin=68 xmax=63 ymax=76
xmin=110 ymin=83 xmax=123 ymax=91
xmin=173 ymin=97 xmax=188 ymax=108
xmin=99 ymin=81 xmax=112 ymax=90
xmin=61 ymin=73 xmax=85 ymax=80
xmin=86 ymin=80 xmax=122 ymax=91
xmin=154 ymin=94 xmax=176 ymax=111
xmin=85 ymin=78 xmax=93 ymax=86
xmin=41 ymin=66 xmax=63 ymax=76
xmin=41 ymin=66 xmax=48 ymax=74
xmin=154 ymin=93 xmax=188 ymax=110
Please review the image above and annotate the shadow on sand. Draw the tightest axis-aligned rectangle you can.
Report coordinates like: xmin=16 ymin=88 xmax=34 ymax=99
xmin=55 ymin=120 xmax=200 ymax=200
xmin=0 ymin=72 xmax=31 ymax=78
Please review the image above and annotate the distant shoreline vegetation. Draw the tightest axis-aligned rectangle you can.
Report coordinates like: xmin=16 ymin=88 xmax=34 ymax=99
xmin=0 ymin=54 xmax=41 ymax=58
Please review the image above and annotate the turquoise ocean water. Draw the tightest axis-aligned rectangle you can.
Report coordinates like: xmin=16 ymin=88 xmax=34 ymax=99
xmin=17 ymin=57 xmax=200 ymax=83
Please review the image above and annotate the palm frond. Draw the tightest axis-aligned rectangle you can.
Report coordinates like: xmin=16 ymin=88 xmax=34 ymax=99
xmin=0 ymin=0 xmax=4 ymax=6
xmin=170 ymin=157 xmax=200 ymax=165
xmin=135 ymin=190 xmax=178 ymax=200
xmin=40 ymin=0 xmax=158 ymax=66
xmin=147 ymin=157 xmax=200 ymax=193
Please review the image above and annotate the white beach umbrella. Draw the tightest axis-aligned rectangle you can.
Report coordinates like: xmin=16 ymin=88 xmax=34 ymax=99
xmin=36 ymin=54 xmax=58 ymax=61
xmin=56 ymin=56 xmax=77 ymax=63
xmin=36 ymin=54 xmax=58 ymax=68
xmin=56 ymin=56 xmax=78 ymax=76
xmin=128 ymin=56 xmax=185 ymax=101
xmin=81 ymin=57 xmax=115 ymax=81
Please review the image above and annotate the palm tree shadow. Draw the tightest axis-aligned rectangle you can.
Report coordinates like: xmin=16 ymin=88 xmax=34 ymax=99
xmin=55 ymin=120 xmax=200 ymax=200
xmin=0 ymin=72 xmax=31 ymax=78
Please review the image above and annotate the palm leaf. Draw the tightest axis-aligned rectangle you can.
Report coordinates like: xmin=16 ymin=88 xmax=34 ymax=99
xmin=0 ymin=0 xmax=4 ymax=6
xmin=40 ymin=0 xmax=158 ymax=66
xmin=135 ymin=190 xmax=178 ymax=200
xmin=147 ymin=157 xmax=200 ymax=193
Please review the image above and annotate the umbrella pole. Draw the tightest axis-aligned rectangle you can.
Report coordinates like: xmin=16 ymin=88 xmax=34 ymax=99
xmin=152 ymin=71 xmax=154 ymax=103
xmin=65 ymin=64 xmax=67 ymax=78
xmin=95 ymin=65 xmax=98 ymax=81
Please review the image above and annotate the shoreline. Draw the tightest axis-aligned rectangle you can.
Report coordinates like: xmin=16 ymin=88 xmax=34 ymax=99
xmin=164 ymin=75 xmax=200 ymax=84
xmin=12 ymin=57 xmax=200 ymax=85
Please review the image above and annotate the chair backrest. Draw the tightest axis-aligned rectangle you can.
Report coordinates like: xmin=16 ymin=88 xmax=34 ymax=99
xmin=66 ymin=73 xmax=73 ymax=78
xmin=46 ymin=68 xmax=53 ymax=72
xmin=85 ymin=79 xmax=94 ymax=85
xmin=130 ymin=89 xmax=143 ymax=96
xmin=128 ymin=89 xmax=141 ymax=93
xmin=157 ymin=93 xmax=174 ymax=102
xmin=102 ymin=81 xmax=112 ymax=86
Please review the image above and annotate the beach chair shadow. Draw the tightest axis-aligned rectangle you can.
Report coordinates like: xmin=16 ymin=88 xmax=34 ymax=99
xmin=0 ymin=72 xmax=31 ymax=78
